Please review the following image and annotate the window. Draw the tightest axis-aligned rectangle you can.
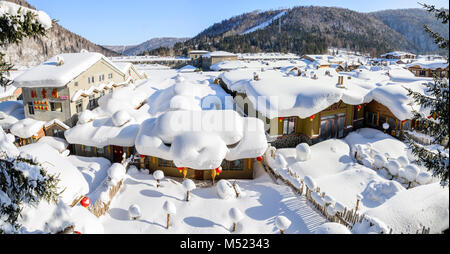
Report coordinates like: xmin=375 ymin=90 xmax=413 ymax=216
xmin=88 ymin=77 xmax=91 ymax=84
xmin=75 ymin=82 xmax=79 ymax=87
xmin=76 ymin=100 xmax=83 ymax=113
xmin=419 ymin=70 xmax=426 ymax=77
xmin=229 ymin=160 xmax=243 ymax=170
xmin=28 ymin=102 xmax=34 ymax=115
xmin=50 ymin=102 xmax=63 ymax=112
xmin=108 ymin=73 xmax=113 ymax=79
xmin=92 ymin=76 xmax=95 ymax=83
xmin=85 ymin=146 xmax=92 ymax=152
xmin=99 ymin=74 xmax=105 ymax=82
xmin=97 ymin=147 xmax=105 ymax=157
xmin=282 ymin=117 xmax=297 ymax=135
xmin=88 ymin=95 xmax=98 ymax=110
xmin=158 ymin=158 xmax=173 ymax=167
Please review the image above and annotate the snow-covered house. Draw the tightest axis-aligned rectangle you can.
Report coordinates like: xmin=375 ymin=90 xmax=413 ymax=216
xmin=111 ymin=61 xmax=147 ymax=81
xmin=13 ymin=51 xmax=135 ymax=128
xmin=135 ymin=110 xmax=268 ymax=180
xmin=219 ymin=69 xmax=369 ymax=147
xmin=406 ymin=60 xmax=449 ymax=78
xmin=188 ymin=50 xmax=209 ymax=67
xmin=380 ymin=51 xmax=416 ymax=60
xmin=202 ymin=51 xmax=238 ymax=71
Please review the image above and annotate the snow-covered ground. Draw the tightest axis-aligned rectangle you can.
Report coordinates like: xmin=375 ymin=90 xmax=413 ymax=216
xmin=100 ymin=164 xmax=327 ymax=234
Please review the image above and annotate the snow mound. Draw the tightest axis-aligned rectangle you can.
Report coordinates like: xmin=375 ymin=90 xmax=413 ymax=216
xmin=229 ymin=208 xmax=244 ymax=222
xmin=373 ymin=154 xmax=387 ymax=169
xmin=182 ymin=179 xmax=196 ymax=191
xmin=404 ymin=165 xmax=420 ymax=182
xmin=112 ymin=110 xmax=132 ymax=127
xmin=315 ymin=223 xmax=351 ymax=234
xmin=216 ymin=180 xmax=236 ymax=200
xmin=108 ymin=163 xmax=126 ymax=184
xmin=296 ymin=143 xmax=311 ymax=161
xmin=416 ymin=172 xmax=432 ymax=185
xmin=274 ymin=153 xmax=288 ymax=168
xmin=304 ymin=176 xmax=317 ymax=191
xmin=352 ymin=215 xmax=389 ymax=234
xmin=163 ymin=200 xmax=176 ymax=214
xmin=128 ymin=204 xmax=142 ymax=220
xmin=361 ymin=180 xmax=405 ymax=206
xmin=0 ymin=128 xmax=19 ymax=157
xmin=386 ymin=160 xmax=401 ymax=176
xmin=78 ymin=110 xmax=94 ymax=124
xmin=397 ymin=156 xmax=409 ymax=168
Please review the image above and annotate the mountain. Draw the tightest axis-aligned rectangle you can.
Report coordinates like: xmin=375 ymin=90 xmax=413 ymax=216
xmin=104 ymin=37 xmax=190 ymax=56
xmin=371 ymin=8 xmax=449 ymax=54
xmin=147 ymin=6 xmax=448 ymax=57
xmin=1 ymin=0 xmax=119 ymax=66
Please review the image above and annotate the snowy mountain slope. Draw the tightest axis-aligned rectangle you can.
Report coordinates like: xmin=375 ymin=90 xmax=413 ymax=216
xmin=104 ymin=37 xmax=190 ymax=56
xmin=242 ymin=11 xmax=287 ymax=35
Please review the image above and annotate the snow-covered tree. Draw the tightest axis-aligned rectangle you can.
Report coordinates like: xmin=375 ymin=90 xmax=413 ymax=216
xmin=0 ymin=152 xmax=60 ymax=234
xmin=404 ymin=3 xmax=449 ymax=186
xmin=153 ymin=170 xmax=164 ymax=188
xmin=0 ymin=1 xmax=53 ymax=88
xmin=182 ymin=179 xmax=196 ymax=202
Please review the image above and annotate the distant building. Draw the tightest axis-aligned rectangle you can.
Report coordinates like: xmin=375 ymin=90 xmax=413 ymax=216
xmin=13 ymin=52 xmax=141 ymax=128
xmin=202 ymin=51 xmax=238 ymax=71
xmin=406 ymin=60 xmax=449 ymax=78
xmin=380 ymin=51 xmax=416 ymax=64
xmin=188 ymin=50 xmax=209 ymax=67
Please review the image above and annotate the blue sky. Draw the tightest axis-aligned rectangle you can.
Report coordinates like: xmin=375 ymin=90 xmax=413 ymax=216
xmin=28 ymin=0 xmax=449 ymax=46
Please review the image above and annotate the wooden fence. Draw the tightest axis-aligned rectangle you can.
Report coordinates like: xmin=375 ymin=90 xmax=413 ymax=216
xmin=89 ymin=179 xmax=124 ymax=218
xmin=261 ymin=160 xmax=431 ymax=234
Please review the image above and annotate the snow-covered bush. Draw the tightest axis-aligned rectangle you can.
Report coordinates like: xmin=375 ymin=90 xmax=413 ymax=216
xmin=404 ymin=165 xmax=420 ymax=184
xmin=128 ymin=204 xmax=141 ymax=220
xmin=112 ymin=110 xmax=131 ymax=127
xmin=386 ymin=160 xmax=401 ymax=177
xmin=216 ymin=180 xmax=236 ymax=199
xmin=275 ymin=216 xmax=291 ymax=234
xmin=153 ymin=170 xmax=164 ymax=188
xmin=296 ymin=143 xmax=311 ymax=161
xmin=182 ymin=179 xmax=196 ymax=201
xmin=416 ymin=171 xmax=433 ymax=185
xmin=397 ymin=156 xmax=409 ymax=168
xmin=229 ymin=208 xmax=244 ymax=232
xmin=315 ymin=222 xmax=351 ymax=234
xmin=373 ymin=154 xmax=387 ymax=169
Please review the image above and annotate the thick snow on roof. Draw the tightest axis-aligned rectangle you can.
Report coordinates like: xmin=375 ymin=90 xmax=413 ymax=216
xmin=112 ymin=61 xmax=132 ymax=74
xmin=14 ymin=52 xmax=123 ymax=88
xmin=0 ymin=100 xmax=24 ymax=130
xmin=202 ymin=51 xmax=237 ymax=58
xmin=222 ymin=69 xmax=369 ymax=119
xmin=211 ymin=60 xmax=246 ymax=71
xmin=19 ymin=143 xmax=89 ymax=204
xmin=238 ymin=52 xmax=299 ymax=60
xmin=0 ymin=1 xmax=52 ymax=29
xmin=178 ymin=65 xmax=198 ymax=73
xmin=10 ymin=118 xmax=44 ymax=138
xmin=135 ymin=110 xmax=268 ymax=170
xmin=364 ymin=183 xmax=449 ymax=234
xmin=406 ymin=59 xmax=449 ymax=70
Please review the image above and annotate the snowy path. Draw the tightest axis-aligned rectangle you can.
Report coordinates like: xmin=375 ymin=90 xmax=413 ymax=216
xmin=100 ymin=164 xmax=327 ymax=234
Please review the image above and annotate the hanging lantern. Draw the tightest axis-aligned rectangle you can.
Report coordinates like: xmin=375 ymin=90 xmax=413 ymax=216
xmin=427 ymin=115 xmax=432 ymax=119
xmin=52 ymin=89 xmax=58 ymax=98
xmin=257 ymin=156 xmax=263 ymax=163
xmin=178 ymin=167 xmax=184 ymax=174
xmin=357 ymin=105 xmax=362 ymax=112
xmin=41 ymin=89 xmax=47 ymax=98
xmin=74 ymin=231 xmax=81 ymax=234
xmin=279 ymin=117 xmax=284 ymax=123
xmin=309 ymin=115 xmax=315 ymax=122
xmin=139 ymin=155 xmax=145 ymax=159
xmin=80 ymin=197 xmax=90 ymax=209
xmin=215 ymin=166 xmax=223 ymax=174
xmin=34 ymin=106 xmax=38 ymax=110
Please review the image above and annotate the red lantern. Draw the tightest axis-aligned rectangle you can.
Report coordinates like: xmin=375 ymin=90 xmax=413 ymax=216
xmin=427 ymin=115 xmax=432 ymax=119
xmin=178 ymin=167 xmax=184 ymax=174
xmin=401 ymin=120 xmax=407 ymax=124
xmin=357 ymin=105 xmax=362 ymax=112
xmin=140 ymin=155 xmax=145 ymax=159
xmin=74 ymin=231 xmax=81 ymax=234
xmin=257 ymin=156 xmax=263 ymax=163
xmin=309 ymin=115 xmax=315 ymax=122
xmin=34 ymin=106 xmax=38 ymax=110
xmin=80 ymin=197 xmax=90 ymax=208
xmin=41 ymin=89 xmax=47 ymax=98
xmin=215 ymin=166 xmax=223 ymax=174
xmin=279 ymin=117 xmax=284 ymax=123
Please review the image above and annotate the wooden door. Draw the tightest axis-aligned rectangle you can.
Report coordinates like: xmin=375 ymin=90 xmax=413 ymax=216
xmin=194 ymin=170 xmax=204 ymax=180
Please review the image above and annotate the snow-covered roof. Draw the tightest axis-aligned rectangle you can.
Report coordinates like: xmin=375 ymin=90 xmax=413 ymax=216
xmin=406 ymin=60 xmax=449 ymax=70
xmin=112 ymin=62 xmax=132 ymax=74
xmin=381 ymin=51 xmax=416 ymax=57
xmin=0 ymin=100 xmax=24 ymax=130
xmin=202 ymin=51 xmax=237 ymax=58
xmin=135 ymin=110 xmax=268 ymax=170
xmin=10 ymin=118 xmax=44 ymax=139
xmin=189 ymin=50 xmax=209 ymax=54
xmin=14 ymin=52 xmax=124 ymax=88
xmin=210 ymin=60 xmax=246 ymax=71
xmin=178 ymin=65 xmax=199 ymax=73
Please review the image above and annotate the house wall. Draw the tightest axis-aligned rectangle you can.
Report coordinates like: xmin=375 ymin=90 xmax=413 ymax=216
xmin=202 ymin=55 xmax=238 ymax=70
xmin=408 ymin=66 xmax=449 ymax=78
xmin=142 ymin=156 xmax=254 ymax=179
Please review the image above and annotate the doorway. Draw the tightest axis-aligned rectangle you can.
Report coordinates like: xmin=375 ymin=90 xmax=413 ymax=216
xmin=112 ymin=146 xmax=124 ymax=163
xmin=194 ymin=170 xmax=204 ymax=180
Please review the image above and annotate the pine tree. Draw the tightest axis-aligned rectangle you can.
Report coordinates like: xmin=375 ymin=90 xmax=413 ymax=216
xmin=0 ymin=2 xmax=51 ymax=88
xmin=404 ymin=3 xmax=449 ymax=186
xmin=1 ymin=2 xmax=60 ymax=234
